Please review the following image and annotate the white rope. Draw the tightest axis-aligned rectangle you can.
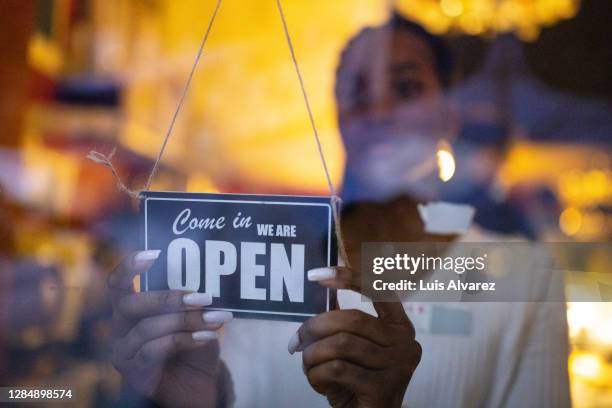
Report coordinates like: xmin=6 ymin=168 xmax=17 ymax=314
xmin=275 ymin=0 xmax=350 ymax=267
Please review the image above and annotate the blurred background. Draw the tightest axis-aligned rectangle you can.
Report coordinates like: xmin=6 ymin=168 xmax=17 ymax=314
xmin=0 ymin=0 xmax=610 ymax=406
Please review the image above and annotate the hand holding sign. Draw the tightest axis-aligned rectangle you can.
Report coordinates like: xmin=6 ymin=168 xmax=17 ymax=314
xmin=289 ymin=266 xmax=421 ymax=408
xmin=108 ymin=250 xmax=232 ymax=407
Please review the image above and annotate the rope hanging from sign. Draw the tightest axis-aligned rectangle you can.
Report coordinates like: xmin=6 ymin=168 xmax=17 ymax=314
xmin=274 ymin=0 xmax=351 ymax=268
xmin=87 ymin=0 xmax=223 ymax=199
xmin=87 ymin=0 xmax=351 ymax=267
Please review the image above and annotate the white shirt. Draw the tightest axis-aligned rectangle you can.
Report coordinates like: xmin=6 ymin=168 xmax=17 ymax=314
xmin=219 ymin=227 xmax=570 ymax=407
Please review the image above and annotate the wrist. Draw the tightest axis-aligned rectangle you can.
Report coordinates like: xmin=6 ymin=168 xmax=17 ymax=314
xmin=116 ymin=382 xmax=161 ymax=408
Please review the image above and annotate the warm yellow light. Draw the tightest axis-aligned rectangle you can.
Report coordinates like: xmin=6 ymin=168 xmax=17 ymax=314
xmin=584 ymin=170 xmax=608 ymax=200
xmin=460 ymin=13 xmax=485 ymax=35
xmin=578 ymin=211 xmax=604 ymax=239
xmin=21 ymin=133 xmax=80 ymax=216
xmin=28 ymin=33 xmax=63 ymax=76
xmin=570 ymin=352 xmax=603 ymax=380
xmin=559 ymin=207 xmax=582 ymax=236
xmin=440 ymin=0 xmax=464 ymax=17
xmin=567 ymin=303 xmax=598 ymax=338
xmin=114 ymin=0 xmax=377 ymax=193
xmin=568 ymin=303 xmax=612 ymax=345
xmin=186 ymin=173 xmax=218 ymax=193
xmin=395 ymin=0 xmax=580 ymax=41
xmin=437 ymin=140 xmax=456 ymax=182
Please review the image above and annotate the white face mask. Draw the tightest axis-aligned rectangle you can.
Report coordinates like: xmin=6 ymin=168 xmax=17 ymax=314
xmin=353 ymin=135 xmax=442 ymax=201
xmin=340 ymin=90 xmax=458 ymax=202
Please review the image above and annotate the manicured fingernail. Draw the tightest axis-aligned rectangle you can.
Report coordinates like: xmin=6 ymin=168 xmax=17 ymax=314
xmin=183 ymin=293 xmax=212 ymax=307
xmin=307 ymin=267 xmax=336 ymax=281
xmin=288 ymin=331 xmax=301 ymax=354
xmin=134 ymin=250 xmax=161 ymax=263
xmin=192 ymin=330 xmax=218 ymax=341
xmin=202 ymin=311 xmax=233 ymax=324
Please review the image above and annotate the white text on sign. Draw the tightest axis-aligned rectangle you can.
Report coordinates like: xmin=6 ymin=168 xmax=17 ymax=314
xmin=167 ymin=208 xmax=304 ymax=302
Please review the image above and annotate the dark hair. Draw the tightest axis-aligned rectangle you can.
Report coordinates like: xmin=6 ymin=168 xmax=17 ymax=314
xmin=387 ymin=12 xmax=453 ymax=88
xmin=335 ymin=12 xmax=453 ymax=113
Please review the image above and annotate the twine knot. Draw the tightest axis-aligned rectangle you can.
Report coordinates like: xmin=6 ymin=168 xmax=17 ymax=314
xmin=86 ymin=148 xmax=141 ymax=199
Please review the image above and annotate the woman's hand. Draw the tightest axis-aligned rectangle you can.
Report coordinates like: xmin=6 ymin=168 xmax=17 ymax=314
xmin=289 ymin=266 xmax=421 ymax=408
xmin=108 ymin=250 xmax=233 ymax=408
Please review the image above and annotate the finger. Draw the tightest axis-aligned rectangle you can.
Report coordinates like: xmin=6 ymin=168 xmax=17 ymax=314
xmin=117 ymin=291 xmax=213 ymax=321
xmin=118 ymin=310 xmax=232 ymax=360
xmin=133 ymin=331 xmax=218 ymax=364
xmin=289 ymin=309 xmax=390 ymax=354
xmin=306 ymin=265 xmax=414 ymax=335
xmin=108 ymin=250 xmax=161 ymax=293
xmin=307 ymin=266 xmax=412 ymax=327
xmin=302 ymin=332 xmax=389 ymax=370
xmin=307 ymin=267 xmax=360 ymax=292
xmin=373 ymin=292 xmax=413 ymax=328
xmin=306 ymin=359 xmax=373 ymax=397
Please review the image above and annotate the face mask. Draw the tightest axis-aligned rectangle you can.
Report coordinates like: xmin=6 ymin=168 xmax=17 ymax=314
xmin=352 ymin=135 xmax=442 ymax=201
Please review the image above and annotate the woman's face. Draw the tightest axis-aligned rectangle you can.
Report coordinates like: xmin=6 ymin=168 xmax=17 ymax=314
xmin=338 ymin=29 xmax=456 ymax=200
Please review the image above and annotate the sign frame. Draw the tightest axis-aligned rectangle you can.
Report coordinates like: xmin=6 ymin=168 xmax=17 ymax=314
xmin=140 ymin=191 xmax=338 ymax=322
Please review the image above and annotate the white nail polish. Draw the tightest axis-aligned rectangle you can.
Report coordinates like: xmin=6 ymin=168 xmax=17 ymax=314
xmin=134 ymin=250 xmax=161 ymax=263
xmin=192 ymin=331 xmax=218 ymax=341
xmin=307 ymin=267 xmax=337 ymax=281
xmin=202 ymin=311 xmax=233 ymax=323
xmin=288 ymin=331 xmax=301 ymax=354
xmin=183 ymin=293 xmax=212 ymax=307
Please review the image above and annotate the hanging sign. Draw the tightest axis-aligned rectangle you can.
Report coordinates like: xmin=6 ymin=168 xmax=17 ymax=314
xmin=140 ymin=191 xmax=337 ymax=322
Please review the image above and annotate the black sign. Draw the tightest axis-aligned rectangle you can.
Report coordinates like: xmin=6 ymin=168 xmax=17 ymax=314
xmin=140 ymin=191 xmax=337 ymax=322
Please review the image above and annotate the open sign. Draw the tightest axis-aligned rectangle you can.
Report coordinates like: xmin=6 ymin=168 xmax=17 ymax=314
xmin=141 ymin=191 xmax=337 ymax=322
